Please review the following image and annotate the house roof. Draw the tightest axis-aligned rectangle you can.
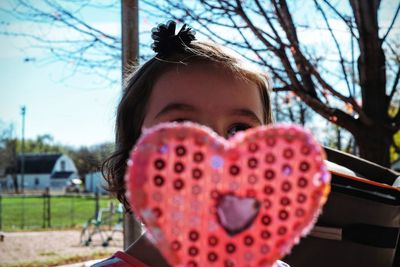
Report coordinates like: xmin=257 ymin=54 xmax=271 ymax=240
xmin=51 ymin=171 xmax=73 ymax=179
xmin=13 ymin=153 xmax=63 ymax=174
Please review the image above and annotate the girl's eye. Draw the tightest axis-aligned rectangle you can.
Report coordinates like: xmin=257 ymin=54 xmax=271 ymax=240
xmin=227 ymin=123 xmax=251 ymax=138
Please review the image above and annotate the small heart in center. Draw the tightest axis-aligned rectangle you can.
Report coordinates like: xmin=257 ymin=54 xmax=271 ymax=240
xmin=216 ymin=193 xmax=260 ymax=236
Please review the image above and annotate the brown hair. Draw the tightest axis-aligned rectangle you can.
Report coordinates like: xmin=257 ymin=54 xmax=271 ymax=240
xmin=102 ymin=41 xmax=273 ymax=211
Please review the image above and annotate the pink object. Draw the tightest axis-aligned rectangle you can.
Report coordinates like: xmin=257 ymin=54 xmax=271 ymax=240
xmin=125 ymin=122 xmax=331 ymax=267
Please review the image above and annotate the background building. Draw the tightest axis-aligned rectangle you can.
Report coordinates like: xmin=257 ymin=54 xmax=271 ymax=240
xmin=3 ymin=153 xmax=79 ymax=192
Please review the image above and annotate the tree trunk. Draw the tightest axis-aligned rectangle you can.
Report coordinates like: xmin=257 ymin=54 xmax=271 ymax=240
xmin=349 ymin=0 xmax=392 ymax=167
xmin=353 ymin=124 xmax=393 ymax=167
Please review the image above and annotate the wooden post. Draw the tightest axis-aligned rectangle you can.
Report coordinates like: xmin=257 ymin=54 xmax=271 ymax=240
xmin=43 ymin=187 xmax=51 ymax=228
xmin=122 ymin=0 xmax=139 ymax=71
xmin=121 ymin=0 xmax=142 ymax=249
xmin=20 ymin=106 xmax=26 ymax=194
xmin=0 ymin=194 xmax=2 ymax=231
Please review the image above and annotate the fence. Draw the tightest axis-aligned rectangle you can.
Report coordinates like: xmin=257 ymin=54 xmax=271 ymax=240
xmin=0 ymin=193 xmax=118 ymax=231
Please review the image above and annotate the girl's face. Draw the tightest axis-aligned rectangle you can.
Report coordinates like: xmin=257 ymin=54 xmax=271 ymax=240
xmin=143 ymin=66 xmax=265 ymax=139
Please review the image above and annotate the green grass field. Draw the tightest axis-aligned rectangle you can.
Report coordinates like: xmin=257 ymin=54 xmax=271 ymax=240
xmin=0 ymin=195 xmax=119 ymax=231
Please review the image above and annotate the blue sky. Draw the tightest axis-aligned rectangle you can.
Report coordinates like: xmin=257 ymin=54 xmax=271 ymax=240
xmin=0 ymin=55 xmax=120 ymax=147
xmin=0 ymin=1 xmax=122 ymax=147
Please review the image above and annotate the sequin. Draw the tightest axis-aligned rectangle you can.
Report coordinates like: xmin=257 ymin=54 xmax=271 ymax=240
xmin=211 ymin=173 xmax=221 ymax=183
xmin=229 ymin=165 xmax=240 ymax=175
xmin=244 ymin=235 xmax=254 ymax=246
xmin=265 ymin=153 xmax=275 ymax=163
xmin=210 ymin=155 xmax=224 ymax=169
xmin=278 ymin=226 xmax=287 ymax=235
xmin=175 ymin=145 xmax=186 ymax=156
xmin=299 ymin=161 xmax=310 ymax=172
xmin=226 ymin=243 xmax=236 ymax=253
xmin=192 ymin=185 xmax=202 ymax=195
xmin=208 ymin=221 xmax=219 ymax=232
xmin=313 ymin=172 xmax=322 ymax=186
xmin=208 ymin=235 xmax=219 ymax=246
xmin=260 ymin=244 xmax=270 ymax=254
xmin=248 ymin=174 xmax=258 ymax=184
xmin=244 ymin=251 xmax=254 ymax=261
xmin=320 ymin=169 xmax=330 ymax=183
xmin=193 ymin=151 xmax=204 ymax=162
xmin=188 ymin=246 xmax=199 ymax=256
xmin=172 ymin=195 xmax=184 ymax=205
xmin=282 ymin=164 xmax=292 ymax=176
xmin=172 ymin=211 xmax=183 ymax=221
xmin=171 ymin=240 xmax=181 ymax=251
xmin=229 ymin=181 xmax=240 ymax=191
xmin=159 ymin=144 xmax=169 ymax=154
xmin=154 ymin=159 xmax=166 ymax=170
xmin=189 ymin=230 xmax=199 ymax=241
xmin=189 ymin=217 xmax=200 ymax=226
xmin=152 ymin=192 xmax=162 ymax=202
xmin=281 ymin=181 xmax=292 ymax=192
xmin=298 ymin=177 xmax=308 ymax=188
xmin=283 ymin=148 xmax=294 ymax=159
xmin=207 ymin=252 xmax=218 ymax=262
xmin=153 ymin=175 xmax=164 ymax=186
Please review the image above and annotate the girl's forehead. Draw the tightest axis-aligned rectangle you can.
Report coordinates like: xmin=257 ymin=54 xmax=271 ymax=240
xmin=143 ymin=66 xmax=264 ymax=125
xmin=154 ymin=67 xmax=259 ymax=100
xmin=159 ymin=64 xmax=253 ymax=88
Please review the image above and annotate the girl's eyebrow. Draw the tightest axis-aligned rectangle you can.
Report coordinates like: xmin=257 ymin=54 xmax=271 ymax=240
xmin=155 ymin=102 xmax=197 ymax=119
xmin=230 ymin=108 xmax=263 ymax=125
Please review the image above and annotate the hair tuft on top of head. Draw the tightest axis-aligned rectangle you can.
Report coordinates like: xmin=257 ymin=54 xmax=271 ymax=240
xmin=151 ymin=20 xmax=196 ymax=57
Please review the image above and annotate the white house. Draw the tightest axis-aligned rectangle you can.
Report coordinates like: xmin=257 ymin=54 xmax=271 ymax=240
xmin=4 ymin=153 xmax=78 ymax=192
xmin=85 ymin=171 xmax=107 ymax=194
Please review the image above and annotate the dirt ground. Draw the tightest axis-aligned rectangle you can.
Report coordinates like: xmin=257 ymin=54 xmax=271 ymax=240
xmin=0 ymin=230 xmax=123 ymax=267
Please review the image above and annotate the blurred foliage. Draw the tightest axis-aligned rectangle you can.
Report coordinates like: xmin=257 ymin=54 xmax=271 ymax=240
xmin=390 ymin=131 xmax=400 ymax=163
xmin=389 ymin=100 xmax=399 ymax=163
xmin=67 ymin=143 xmax=115 ymax=178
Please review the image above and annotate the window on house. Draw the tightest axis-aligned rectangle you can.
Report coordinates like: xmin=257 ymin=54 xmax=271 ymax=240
xmin=61 ymin=160 xmax=66 ymax=171
xmin=35 ymin=177 xmax=39 ymax=186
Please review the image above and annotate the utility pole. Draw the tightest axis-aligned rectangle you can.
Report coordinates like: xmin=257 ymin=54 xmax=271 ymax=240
xmin=122 ymin=0 xmax=139 ymax=70
xmin=121 ymin=0 xmax=141 ymax=249
xmin=20 ymin=106 xmax=26 ymax=194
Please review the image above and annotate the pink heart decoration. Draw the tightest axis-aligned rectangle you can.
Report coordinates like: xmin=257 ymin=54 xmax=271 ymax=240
xmin=126 ymin=122 xmax=330 ymax=267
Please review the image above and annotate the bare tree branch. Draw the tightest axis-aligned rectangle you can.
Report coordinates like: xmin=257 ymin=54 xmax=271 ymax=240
xmin=273 ymin=86 xmax=292 ymax=92
xmin=389 ymin=65 xmax=400 ymax=107
xmin=381 ymin=2 xmax=400 ymax=42
xmin=254 ymin=0 xmax=285 ymax=45
xmin=272 ymin=0 xmax=319 ymax=97
xmin=234 ymin=1 xmax=278 ymax=52
xmin=235 ymin=0 xmax=305 ymax=95
xmin=321 ymin=0 xmax=358 ymax=39
xmin=314 ymin=0 xmax=353 ymax=97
